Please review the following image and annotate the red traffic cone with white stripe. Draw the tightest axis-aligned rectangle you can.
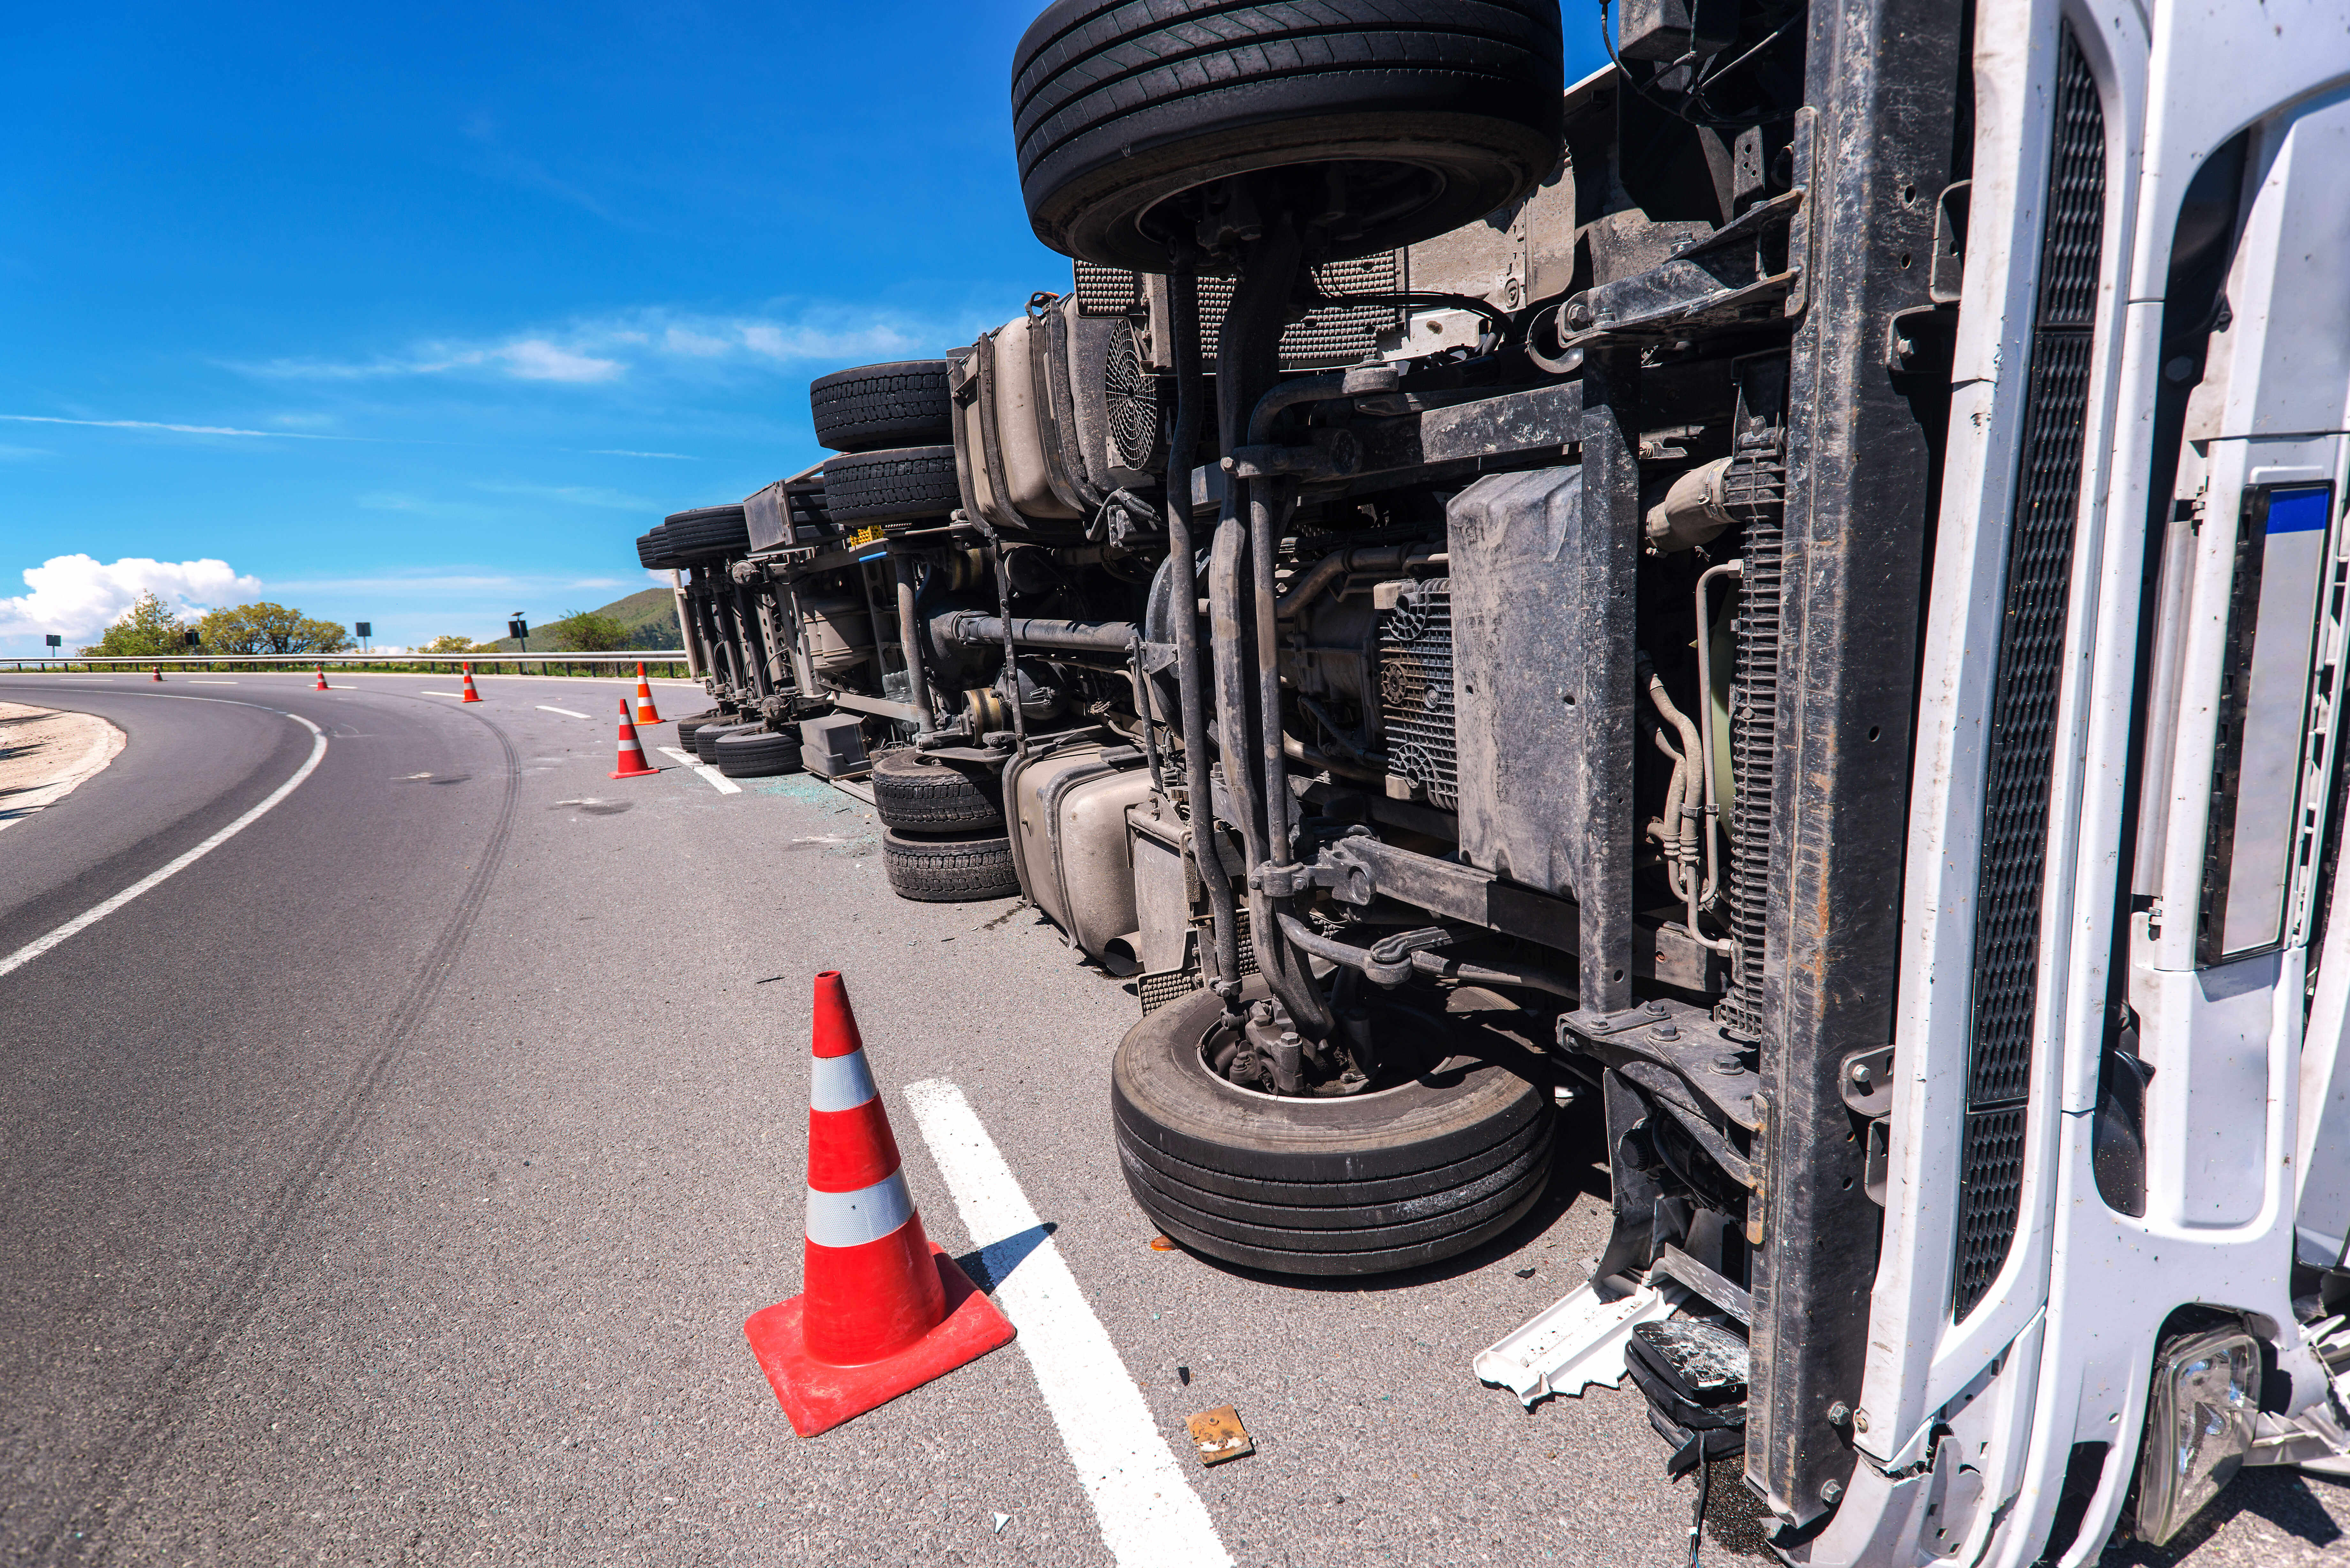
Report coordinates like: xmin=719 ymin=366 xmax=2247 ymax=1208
xmin=150 ymin=665 xmax=163 ymax=682
xmin=314 ymin=666 xmax=330 ymax=690
xmin=459 ymin=664 xmax=483 ymax=702
xmin=610 ymin=698 xmax=658 ymax=779
xmin=744 ymin=970 xmax=1014 ymax=1436
xmin=633 ymin=661 xmax=662 ymax=726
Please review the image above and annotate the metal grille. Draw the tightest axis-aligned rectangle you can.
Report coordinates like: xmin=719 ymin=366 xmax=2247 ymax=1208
xmin=1722 ymin=432 xmax=1788 ymax=1041
xmin=1378 ymin=579 xmax=1458 ymax=810
xmin=1104 ymin=322 xmax=1163 ymax=470
xmin=1952 ymin=1108 xmax=2029 ymax=1309
xmin=1138 ymin=967 xmax=1202 ymax=1016
xmin=1138 ymin=911 xmax=1258 ymax=1015
xmin=1073 ymin=260 xmax=1142 ymax=316
xmin=1954 ymin=26 xmax=2105 ymax=1321
xmin=1071 ymin=257 xmax=1404 ymax=370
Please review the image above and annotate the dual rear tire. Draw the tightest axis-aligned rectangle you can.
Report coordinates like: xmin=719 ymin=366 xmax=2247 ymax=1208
xmin=872 ymin=749 xmax=1018 ymax=902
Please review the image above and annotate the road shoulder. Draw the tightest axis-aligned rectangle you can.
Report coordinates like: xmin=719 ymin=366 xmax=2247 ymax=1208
xmin=0 ymin=700 xmax=127 ymax=831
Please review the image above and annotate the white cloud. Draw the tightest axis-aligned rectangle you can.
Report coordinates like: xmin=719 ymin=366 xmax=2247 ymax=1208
xmin=0 ymin=414 xmax=351 ymax=440
xmin=471 ymin=481 xmax=656 ymax=510
xmin=0 ymin=444 xmax=52 ymax=460
xmin=234 ymin=305 xmax=945 ymax=388
xmin=0 ymin=555 xmax=263 ymax=643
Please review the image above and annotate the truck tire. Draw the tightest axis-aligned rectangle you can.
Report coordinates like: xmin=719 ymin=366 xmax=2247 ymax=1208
xmin=714 ymin=728 xmax=804 ymax=778
xmin=673 ymin=711 xmax=725 ymax=748
xmin=1111 ymin=981 xmax=1555 ymax=1275
xmin=821 ymin=447 xmax=962 ymax=526
xmin=637 ymin=528 xmax=682 ymax=570
xmin=694 ymin=720 xmax=762 ymax=766
xmin=872 ymin=748 xmax=1004 ymax=832
xmin=1012 ymin=0 xmax=1565 ymax=271
xmin=883 ymin=828 xmax=1021 ymax=902
xmin=664 ymin=505 xmax=751 ymax=559
xmin=811 ymin=360 xmax=953 ymax=453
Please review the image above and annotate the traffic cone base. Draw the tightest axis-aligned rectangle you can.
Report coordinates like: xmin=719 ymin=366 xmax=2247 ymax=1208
xmin=744 ymin=1241 xmax=1012 ymax=1438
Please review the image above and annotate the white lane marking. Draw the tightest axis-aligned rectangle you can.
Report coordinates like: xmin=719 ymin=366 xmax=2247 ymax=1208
xmin=535 ymin=705 xmax=589 ymax=718
xmin=420 ymin=691 xmax=463 ymax=697
xmin=0 ymin=710 xmax=328 ymax=980
xmin=656 ymin=746 xmax=741 ymax=794
xmin=902 ymin=1080 xmax=1232 ymax=1568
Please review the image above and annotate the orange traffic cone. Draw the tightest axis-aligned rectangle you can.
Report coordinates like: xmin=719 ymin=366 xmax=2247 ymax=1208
xmin=744 ymin=971 xmax=1014 ymax=1436
xmin=460 ymin=664 xmax=483 ymax=703
xmin=314 ymin=667 xmax=330 ymax=691
xmin=633 ymin=661 xmax=663 ymax=726
xmin=150 ymin=666 xmax=163 ymax=682
xmin=610 ymin=698 xmax=659 ymax=779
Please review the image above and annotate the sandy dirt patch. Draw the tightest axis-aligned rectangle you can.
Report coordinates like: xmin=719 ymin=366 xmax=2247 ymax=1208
xmin=0 ymin=701 xmax=126 ymax=831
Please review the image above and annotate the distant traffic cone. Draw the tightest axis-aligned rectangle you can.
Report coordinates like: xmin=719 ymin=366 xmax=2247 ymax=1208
xmin=743 ymin=972 xmax=1015 ymax=1436
xmin=150 ymin=666 xmax=163 ymax=682
xmin=460 ymin=664 xmax=483 ymax=703
xmin=610 ymin=698 xmax=659 ymax=779
xmin=314 ymin=666 xmax=330 ymax=691
xmin=633 ymin=661 xmax=663 ymax=726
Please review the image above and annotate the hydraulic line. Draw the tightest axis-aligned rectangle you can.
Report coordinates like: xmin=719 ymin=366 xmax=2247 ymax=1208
xmin=1160 ymin=262 xmax=1242 ymax=999
xmin=1209 ymin=213 xmax=1328 ymax=1038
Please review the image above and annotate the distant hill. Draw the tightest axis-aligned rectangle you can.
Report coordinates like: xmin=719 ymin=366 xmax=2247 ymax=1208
xmin=481 ymin=587 xmax=681 ymax=652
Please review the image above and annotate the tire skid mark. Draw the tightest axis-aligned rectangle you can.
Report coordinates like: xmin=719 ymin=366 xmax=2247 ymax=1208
xmin=27 ymin=708 xmax=522 ymax=1567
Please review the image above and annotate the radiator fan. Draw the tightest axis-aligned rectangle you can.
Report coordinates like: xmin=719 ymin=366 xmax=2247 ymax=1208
xmin=1103 ymin=321 xmax=1166 ymax=473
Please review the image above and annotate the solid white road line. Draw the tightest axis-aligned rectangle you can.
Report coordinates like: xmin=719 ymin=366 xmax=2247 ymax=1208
xmin=535 ymin=705 xmax=589 ymax=718
xmin=655 ymin=745 xmax=741 ymax=794
xmin=902 ymin=1080 xmax=1232 ymax=1568
xmin=419 ymin=691 xmax=462 ymax=697
xmin=0 ymin=707 xmax=328 ymax=980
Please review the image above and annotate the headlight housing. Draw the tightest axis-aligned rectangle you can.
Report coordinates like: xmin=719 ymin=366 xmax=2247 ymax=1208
xmin=2135 ymin=1325 xmax=2262 ymax=1546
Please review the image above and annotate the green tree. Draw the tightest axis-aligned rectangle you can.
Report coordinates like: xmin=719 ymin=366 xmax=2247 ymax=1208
xmin=546 ymin=608 xmax=629 ymax=652
xmin=421 ymin=633 xmax=481 ymax=654
xmin=198 ymin=601 xmax=355 ymax=655
xmin=81 ymin=591 xmax=192 ymax=657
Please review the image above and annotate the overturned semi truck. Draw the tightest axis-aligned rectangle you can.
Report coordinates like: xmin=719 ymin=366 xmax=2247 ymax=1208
xmin=635 ymin=1 xmax=2350 ymax=1561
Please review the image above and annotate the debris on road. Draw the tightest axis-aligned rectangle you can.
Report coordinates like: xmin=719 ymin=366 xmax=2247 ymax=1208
xmin=1187 ymin=1406 xmax=1253 ymax=1466
xmin=991 ymin=1511 xmax=1010 ymax=1534
xmin=1148 ymin=1234 xmax=1178 ymax=1252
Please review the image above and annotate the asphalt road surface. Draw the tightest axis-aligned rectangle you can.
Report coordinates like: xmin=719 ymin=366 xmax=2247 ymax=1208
xmin=0 ymin=671 xmax=2342 ymax=1567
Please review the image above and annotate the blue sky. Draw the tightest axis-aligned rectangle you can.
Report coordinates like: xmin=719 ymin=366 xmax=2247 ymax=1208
xmin=0 ymin=3 xmax=1602 ymax=652
xmin=0 ymin=1 xmax=1076 ymax=651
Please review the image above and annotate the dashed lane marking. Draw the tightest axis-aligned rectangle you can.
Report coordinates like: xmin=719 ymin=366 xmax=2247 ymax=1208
xmin=0 ymin=706 xmax=328 ymax=979
xmin=903 ymin=1080 xmax=1232 ymax=1568
xmin=656 ymin=746 xmax=740 ymax=794
xmin=535 ymin=705 xmax=589 ymax=718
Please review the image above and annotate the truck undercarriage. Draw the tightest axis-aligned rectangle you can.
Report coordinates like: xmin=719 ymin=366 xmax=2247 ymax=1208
xmin=634 ymin=2 xmax=2350 ymax=1560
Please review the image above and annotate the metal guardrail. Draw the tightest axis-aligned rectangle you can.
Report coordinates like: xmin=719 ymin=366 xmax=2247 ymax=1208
xmin=2 ymin=654 xmax=696 ymax=677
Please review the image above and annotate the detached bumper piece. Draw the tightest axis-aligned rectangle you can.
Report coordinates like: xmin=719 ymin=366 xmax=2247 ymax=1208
xmin=1626 ymin=1317 xmax=1750 ymax=1477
